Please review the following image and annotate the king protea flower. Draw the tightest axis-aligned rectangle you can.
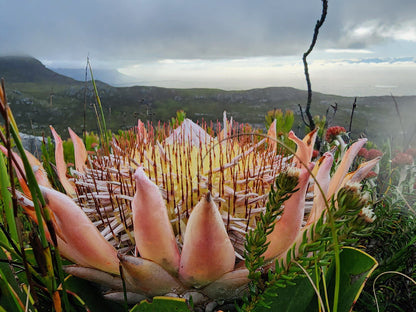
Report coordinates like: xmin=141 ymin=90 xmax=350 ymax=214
xmin=9 ymin=115 xmax=379 ymax=309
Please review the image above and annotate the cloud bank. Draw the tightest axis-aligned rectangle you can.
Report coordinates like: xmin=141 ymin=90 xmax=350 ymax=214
xmin=1 ymin=1 xmax=416 ymax=95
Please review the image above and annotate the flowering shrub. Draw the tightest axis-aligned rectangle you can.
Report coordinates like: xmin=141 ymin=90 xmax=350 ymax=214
xmin=367 ymin=148 xmax=383 ymax=160
xmin=325 ymin=126 xmax=346 ymax=143
xmin=392 ymin=152 xmax=414 ymax=166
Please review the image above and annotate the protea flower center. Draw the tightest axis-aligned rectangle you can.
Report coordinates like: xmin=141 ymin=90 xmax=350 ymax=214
xmin=74 ymin=118 xmax=285 ymax=264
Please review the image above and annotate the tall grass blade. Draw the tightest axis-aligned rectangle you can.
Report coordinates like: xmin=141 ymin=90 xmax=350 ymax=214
xmin=0 ymin=152 xmax=18 ymax=243
xmin=1 ymin=80 xmax=71 ymax=311
xmin=87 ymin=58 xmax=109 ymax=151
xmin=0 ymin=246 xmax=27 ymax=311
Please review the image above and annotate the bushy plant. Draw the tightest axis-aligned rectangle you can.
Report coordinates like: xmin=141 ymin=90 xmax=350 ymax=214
xmin=355 ymin=141 xmax=416 ymax=312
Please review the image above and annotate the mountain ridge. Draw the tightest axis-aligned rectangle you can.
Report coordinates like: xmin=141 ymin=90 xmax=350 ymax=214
xmin=0 ymin=56 xmax=415 ymax=145
xmin=0 ymin=56 xmax=78 ymax=84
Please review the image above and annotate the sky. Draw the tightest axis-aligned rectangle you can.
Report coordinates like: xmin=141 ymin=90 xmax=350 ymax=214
xmin=1 ymin=0 xmax=416 ymax=96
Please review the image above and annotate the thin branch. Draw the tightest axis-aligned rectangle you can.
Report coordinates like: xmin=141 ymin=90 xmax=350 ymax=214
xmin=302 ymin=0 xmax=328 ymax=130
xmin=298 ymin=103 xmax=310 ymax=128
xmin=325 ymin=102 xmax=338 ymax=129
xmin=348 ymin=97 xmax=357 ymax=134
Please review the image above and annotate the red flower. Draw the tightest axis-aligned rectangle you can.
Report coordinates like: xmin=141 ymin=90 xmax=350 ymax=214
xmin=392 ymin=152 xmax=413 ymax=166
xmin=325 ymin=126 xmax=346 ymax=142
xmin=365 ymin=171 xmax=378 ymax=179
xmin=358 ymin=148 xmax=369 ymax=159
xmin=367 ymin=149 xmax=383 ymax=160
xmin=405 ymin=148 xmax=416 ymax=158
xmin=312 ymin=149 xmax=320 ymax=159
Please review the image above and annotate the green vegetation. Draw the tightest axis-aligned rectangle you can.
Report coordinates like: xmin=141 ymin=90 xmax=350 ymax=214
xmin=1 ymin=56 xmax=415 ymax=147
xmin=1 ymin=74 xmax=416 ymax=310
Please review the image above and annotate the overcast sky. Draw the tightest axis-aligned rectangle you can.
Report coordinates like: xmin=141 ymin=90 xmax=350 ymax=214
xmin=1 ymin=0 xmax=416 ymax=96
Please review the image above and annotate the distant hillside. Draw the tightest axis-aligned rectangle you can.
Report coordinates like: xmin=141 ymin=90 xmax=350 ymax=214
xmin=0 ymin=56 xmax=415 ymax=146
xmin=0 ymin=56 xmax=77 ymax=84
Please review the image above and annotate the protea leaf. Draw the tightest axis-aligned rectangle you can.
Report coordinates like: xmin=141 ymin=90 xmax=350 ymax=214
xmin=288 ymin=129 xmax=317 ymax=168
xmin=40 ymin=186 xmax=119 ymax=274
xmin=132 ymin=167 xmax=180 ymax=276
xmin=341 ymin=156 xmax=381 ymax=186
xmin=327 ymin=138 xmax=367 ymax=198
xmin=68 ymin=127 xmax=88 ymax=173
xmin=118 ymin=254 xmax=185 ymax=296
xmin=49 ymin=126 xmax=76 ymax=196
xmin=263 ymin=163 xmax=314 ymax=261
xmin=179 ymin=192 xmax=236 ymax=288
xmin=307 ymin=152 xmax=334 ymax=225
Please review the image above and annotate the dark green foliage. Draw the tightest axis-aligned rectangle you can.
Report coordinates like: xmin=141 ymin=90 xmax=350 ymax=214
xmin=264 ymin=109 xmax=296 ymax=153
xmin=249 ymin=247 xmax=377 ymax=312
xmin=129 ymin=296 xmax=191 ymax=312
xmin=64 ymin=276 xmax=126 ymax=312
xmin=355 ymin=197 xmax=416 ymax=311
xmin=354 ymin=136 xmax=416 ymax=311
xmin=244 ymin=170 xmax=299 ymax=297
xmin=170 ymin=110 xmax=187 ymax=128
xmin=242 ymin=179 xmax=371 ymax=312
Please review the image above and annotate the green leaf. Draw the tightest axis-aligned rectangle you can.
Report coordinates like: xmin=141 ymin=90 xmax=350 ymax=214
xmin=253 ymin=272 xmax=319 ymax=312
xmin=65 ymin=275 xmax=125 ymax=312
xmin=0 ymin=305 xmax=8 ymax=312
xmin=326 ymin=247 xmax=378 ymax=312
xmin=130 ymin=296 xmax=190 ymax=312
xmin=282 ymin=110 xmax=295 ymax=133
xmin=251 ymin=247 xmax=377 ymax=312
xmin=0 ymin=247 xmax=27 ymax=311
xmin=0 ymin=152 xmax=18 ymax=243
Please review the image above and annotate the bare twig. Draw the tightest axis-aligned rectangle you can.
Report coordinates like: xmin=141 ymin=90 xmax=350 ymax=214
xmin=301 ymin=0 xmax=328 ymax=130
xmin=298 ymin=103 xmax=309 ymax=127
xmin=325 ymin=102 xmax=338 ymax=129
xmin=348 ymin=97 xmax=357 ymax=134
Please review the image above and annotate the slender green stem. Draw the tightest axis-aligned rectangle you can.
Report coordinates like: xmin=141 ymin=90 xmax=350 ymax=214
xmin=294 ymin=261 xmax=326 ymax=312
xmin=328 ymin=210 xmax=340 ymax=312
xmin=314 ymin=258 xmax=322 ymax=311
xmin=321 ymin=266 xmax=331 ymax=312
xmin=0 ymin=240 xmax=45 ymax=284
xmin=10 ymin=125 xmax=49 ymax=248
xmin=53 ymin=247 xmax=72 ymax=311
xmin=9 ymin=121 xmax=61 ymax=302
xmin=0 ymin=266 xmax=25 ymax=310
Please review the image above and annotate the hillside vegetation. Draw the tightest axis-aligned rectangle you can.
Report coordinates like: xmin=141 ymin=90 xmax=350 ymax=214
xmin=1 ymin=56 xmax=415 ymax=145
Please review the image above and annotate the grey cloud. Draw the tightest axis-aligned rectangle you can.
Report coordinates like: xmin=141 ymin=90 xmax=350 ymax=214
xmin=332 ymin=56 xmax=416 ymax=65
xmin=0 ymin=1 xmax=415 ymax=64
xmin=323 ymin=1 xmax=416 ymax=49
